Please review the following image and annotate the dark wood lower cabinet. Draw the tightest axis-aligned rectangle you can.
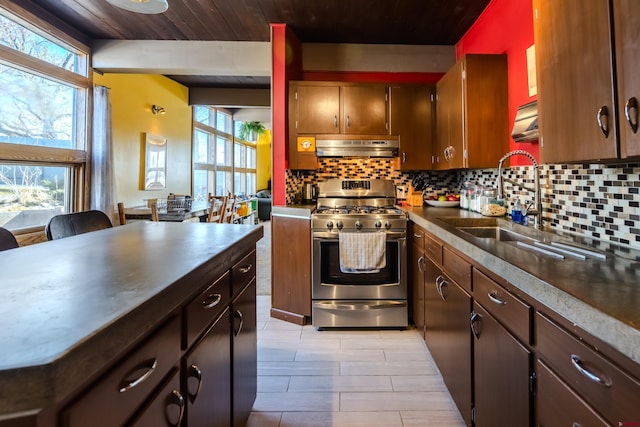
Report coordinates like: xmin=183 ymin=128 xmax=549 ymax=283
xmin=424 ymin=262 xmax=473 ymax=427
xmin=472 ymin=302 xmax=531 ymax=427
xmin=535 ymin=359 xmax=610 ymax=427
xmin=184 ymin=308 xmax=232 ymax=427
xmin=130 ymin=369 xmax=184 ymax=426
xmin=232 ymin=279 xmax=257 ymax=427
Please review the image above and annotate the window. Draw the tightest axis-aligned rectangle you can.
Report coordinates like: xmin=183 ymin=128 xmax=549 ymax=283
xmin=192 ymin=106 xmax=257 ymax=199
xmin=0 ymin=6 xmax=89 ymax=232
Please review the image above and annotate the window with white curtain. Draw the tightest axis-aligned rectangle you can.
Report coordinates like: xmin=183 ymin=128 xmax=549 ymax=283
xmin=192 ymin=106 xmax=257 ymax=200
xmin=0 ymin=6 xmax=90 ymax=231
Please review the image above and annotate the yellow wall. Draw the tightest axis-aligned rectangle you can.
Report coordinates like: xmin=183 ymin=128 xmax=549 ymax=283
xmin=256 ymin=130 xmax=272 ymax=190
xmin=93 ymin=73 xmax=192 ymax=207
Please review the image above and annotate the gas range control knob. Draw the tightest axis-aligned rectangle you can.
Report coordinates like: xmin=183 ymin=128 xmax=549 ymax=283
xmin=355 ymin=221 xmax=362 ymax=230
xmin=375 ymin=220 xmax=382 ymax=229
xmin=336 ymin=221 xmax=343 ymax=230
xmin=384 ymin=221 xmax=392 ymax=230
xmin=326 ymin=221 xmax=334 ymax=230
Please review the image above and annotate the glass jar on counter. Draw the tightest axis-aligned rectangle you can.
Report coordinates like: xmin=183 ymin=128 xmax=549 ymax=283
xmin=459 ymin=181 xmax=474 ymax=210
xmin=479 ymin=189 xmax=507 ymax=216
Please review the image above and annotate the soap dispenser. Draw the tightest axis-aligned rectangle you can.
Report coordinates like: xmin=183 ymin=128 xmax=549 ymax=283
xmin=511 ymin=197 xmax=523 ymax=223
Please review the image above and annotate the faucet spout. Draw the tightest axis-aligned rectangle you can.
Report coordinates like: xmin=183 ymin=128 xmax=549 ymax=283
xmin=495 ymin=150 xmax=542 ymax=229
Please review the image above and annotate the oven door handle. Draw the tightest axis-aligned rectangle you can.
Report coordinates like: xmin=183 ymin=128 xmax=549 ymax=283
xmin=313 ymin=301 xmax=407 ymax=310
xmin=313 ymin=232 xmax=406 ymax=240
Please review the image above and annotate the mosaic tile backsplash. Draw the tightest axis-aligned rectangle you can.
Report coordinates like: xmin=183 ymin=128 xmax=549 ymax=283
xmin=286 ymin=158 xmax=640 ymax=250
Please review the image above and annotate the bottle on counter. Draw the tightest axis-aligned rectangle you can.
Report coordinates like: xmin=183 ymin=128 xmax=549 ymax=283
xmin=511 ymin=197 xmax=523 ymax=223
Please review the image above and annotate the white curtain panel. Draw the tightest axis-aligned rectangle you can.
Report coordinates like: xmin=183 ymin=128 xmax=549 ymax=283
xmin=91 ymin=86 xmax=117 ymax=221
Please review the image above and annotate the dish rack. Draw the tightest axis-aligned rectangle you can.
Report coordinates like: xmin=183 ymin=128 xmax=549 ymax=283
xmin=157 ymin=195 xmax=192 ymax=211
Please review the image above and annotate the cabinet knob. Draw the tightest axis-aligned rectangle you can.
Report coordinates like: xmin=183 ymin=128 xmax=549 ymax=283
xmin=165 ymin=389 xmax=185 ymax=426
xmin=187 ymin=364 xmax=203 ymax=403
xmin=596 ymin=105 xmax=610 ymax=138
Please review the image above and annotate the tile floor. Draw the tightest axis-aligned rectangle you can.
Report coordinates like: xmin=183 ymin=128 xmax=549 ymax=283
xmin=248 ymin=221 xmax=465 ymax=426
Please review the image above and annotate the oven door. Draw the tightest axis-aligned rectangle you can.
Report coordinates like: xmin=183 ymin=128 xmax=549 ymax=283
xmin=312 ymin=232 xmax=407 ymax=300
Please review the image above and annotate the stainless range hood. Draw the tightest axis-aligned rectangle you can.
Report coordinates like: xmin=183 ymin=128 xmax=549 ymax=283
xmin=512 ymin=101 xmax=539 ymax=142
xmin=315 ymin=138 xmax=399 ymax=157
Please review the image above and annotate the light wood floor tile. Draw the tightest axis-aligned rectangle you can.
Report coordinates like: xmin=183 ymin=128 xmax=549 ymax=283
xmin=340 ymin=360 xmax=439 ymax=376
xmin=288 ymin=375 xmax=393 ymax=392
xmin=258 ymin=361 xmax=340 ymax=376
xmin=384 ymin=348 xmax=431 ymax=361
xmin=295 ymin=349 xmax=385 ymax=362
xmin=390 ymin=375 xmax=448 ymax=392
xmin=252 ymin=392 xmax=340 ymax=412
xmin=400 ymin=410 xmax=466 ymax=426
xmin=246 ymin=411 xmax=282 ymax=427
xmin=340 ymin=338 xmax=427 ymax=350
xmin=258 ymin=375 xmax=290 ymax=392
xmin=258 ymin=347 xmax=297 ymax=362
xmin=340 ymin=391 xmax=457 ymax=412
xmin=279 ymin=411 xmax=404 ymax=427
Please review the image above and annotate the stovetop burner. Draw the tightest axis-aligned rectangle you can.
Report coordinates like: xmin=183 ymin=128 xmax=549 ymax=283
xmin=315 ymin=205 xmax=403 ymax=215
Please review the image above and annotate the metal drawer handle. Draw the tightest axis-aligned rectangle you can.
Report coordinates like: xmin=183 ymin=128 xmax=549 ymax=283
xmin=572 ymin=423 xmax=583 ymax=427
xmin=165 ymin=389 xmax=185 ymax=426
xmin=438 ymin=279 xmax=447 ymax=301
xmin=413 ymin=233 xmax=422 ymax=238
xmin=570 ymin=355 xmax=612 ymax=387
xmin=119 ymin=358 xmax=157 ymax=393
xmin=417 ymin=256 xmax=425 ymax=272
xmin=596 ymin=105 xmax=610 ymax=138
xmin=234 ymin=309 xmax=244 ymax=337
xmin=625 ymin=97 xmax=638 ymax=133
xmin=187 ymin=364 xmax=203 ymax=403
xmin=202 ymin=293 xmax=222 ymax=309
xmin=470 ymin=312 xmax=482 ymax=339
xmin=488 ymin=292 xmax=506 ymax=305
xmin=239 ymin=264 xmax=253 ymax=274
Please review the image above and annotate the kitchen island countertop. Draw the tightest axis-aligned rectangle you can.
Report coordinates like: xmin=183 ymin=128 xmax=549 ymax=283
xmin=0 ymin=221 xmax=263 ymax=415
xmin=405 ymin=206 xmax=640 ymax=365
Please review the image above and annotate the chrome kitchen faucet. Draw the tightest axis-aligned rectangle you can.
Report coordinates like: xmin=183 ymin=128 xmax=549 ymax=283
xmin=495 ymin=150 xmax=543 ymax=229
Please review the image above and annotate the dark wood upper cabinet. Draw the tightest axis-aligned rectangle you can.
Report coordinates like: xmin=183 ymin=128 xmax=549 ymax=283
xmin=390 ymin=84 xmax=434 ymax=170
xmin=614 ymin=0 xmax=640 ymax=158
xmin=341 ymin=84 xmax=389 ymax=135
xmin=434 ymin=54 xmax=508 ymax=170
xmin=534 ymin=0 xmax=640 ymax=162
xmin=294 ymin=84 xmax=341 ymax=134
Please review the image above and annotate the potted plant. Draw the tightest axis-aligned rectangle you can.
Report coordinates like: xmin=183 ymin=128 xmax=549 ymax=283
xmin=239 ymin=121 xmax=266 ymax=142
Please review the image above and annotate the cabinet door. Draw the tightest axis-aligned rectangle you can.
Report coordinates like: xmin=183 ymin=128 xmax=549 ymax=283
xmin=130 ymin=369 xmax=184 ymax=427
xmin=271 ymin=214 xmax=311 ymax=320
xmin=342 ymin=85 xmax=388 ymax=134
xmin=410 ymin=243 xmax=425 ymax=338
xmin=390 ymin=85 xmax=433 ymax=170
xmin=472 ymin=302 xmax=531 ymax=427
xmin=535 ymin=359 xmax=610 ymax=427
xmin=295 ymin=84 xmax=340 ymax=134
xmin=232 ymin=279 xmax=257 ymax=427
xmin=425 ymin=267 xmax=472 ymax=426
xmin=534 ymin=0 xmax=619 ymax=162
xmin=185 ymin=309 xmax=232 ymax=427
xmin=614 ymin=0 xmax=640 ymax=158
xmin=435 ymin=61 xmax=464 ymax=170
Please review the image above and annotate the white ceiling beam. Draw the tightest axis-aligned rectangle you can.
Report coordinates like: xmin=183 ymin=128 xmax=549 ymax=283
xmin=92 ymin=40 xmax=272 ymax=76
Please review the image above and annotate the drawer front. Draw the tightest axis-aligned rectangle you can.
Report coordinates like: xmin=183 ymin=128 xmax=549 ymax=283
xmin=442 ymin=246 xmax=471 ymax=293
xmin=410 ymin=225 xmax=425 ymax=249
xmin=473 ymin=268 xmax=531 ymax=345
xmin=63 ymin=315 xmax=181 ymax=427
xmin=232 ymin=250 xmax=256 ymax=297
xmin=424 ymin=233 xmax=442 ymax=265
xmin=184 ymin=271 xmax=231 ymax=349
xmin=536 ymin=359 xmax=610 ymax=427
xmin=536 ymin=312 xmax=640 ymax=424
xmin=129 ymin=368 xmax=184 ymax=426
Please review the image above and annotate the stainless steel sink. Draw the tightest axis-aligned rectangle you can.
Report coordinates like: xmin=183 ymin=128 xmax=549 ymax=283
xmin=436 ymin=216 xmax=607 ymax=261
xmin=456 ymin=226 xmax=534 ymax=242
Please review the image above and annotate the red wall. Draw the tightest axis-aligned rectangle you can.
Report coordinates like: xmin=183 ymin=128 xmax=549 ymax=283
xmin=455 ymin=0 xmax=538 ymax=165
xmin=271 ymin=24 xmax=303 ymax=206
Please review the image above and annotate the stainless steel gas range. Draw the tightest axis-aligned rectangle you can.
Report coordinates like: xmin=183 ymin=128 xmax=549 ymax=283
xmin=311 ymin=179 xmax=408 ymax=329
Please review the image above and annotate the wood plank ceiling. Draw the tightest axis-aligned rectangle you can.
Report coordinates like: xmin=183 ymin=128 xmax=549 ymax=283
xmin=17 ymin=0 xmax=491 ymax=88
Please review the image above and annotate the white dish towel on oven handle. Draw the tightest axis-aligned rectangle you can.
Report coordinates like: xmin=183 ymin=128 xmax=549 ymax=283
xmin=338 ymin=231 xmax=386 ymax=273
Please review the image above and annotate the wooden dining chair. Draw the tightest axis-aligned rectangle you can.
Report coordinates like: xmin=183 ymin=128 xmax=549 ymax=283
xmin=220 ymin=195 xmax=237 ymax=224
xmin=207 ymin=194 xmax=227 ymax=223
xmin=117 ymin=201 xmax=159 ymax=225
xmin=0 ymin=226 xmax=19 ymax=251
xmin=45 ymin=210 xmax=114 ymax=240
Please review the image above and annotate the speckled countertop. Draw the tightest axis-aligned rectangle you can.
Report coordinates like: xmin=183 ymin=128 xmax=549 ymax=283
xmin=0 ymin=222 xmax=263 ymax=415
xmin=405 ymin=206 xmax=640 ymax=365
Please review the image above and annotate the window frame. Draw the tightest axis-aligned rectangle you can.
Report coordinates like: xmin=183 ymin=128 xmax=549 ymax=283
xmin=0 ymin=3 xmax=92 ymax=232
